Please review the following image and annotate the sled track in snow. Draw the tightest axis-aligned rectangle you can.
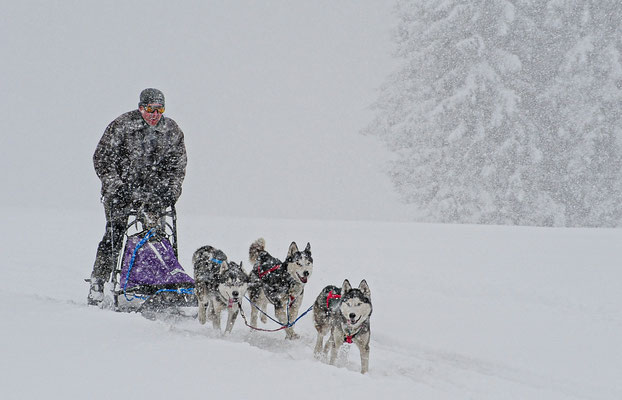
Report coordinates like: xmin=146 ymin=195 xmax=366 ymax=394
xmin=147 ymin=309 xmax=617 ymax=400
xmin=30 ymin=294 xmax=620 ymax=400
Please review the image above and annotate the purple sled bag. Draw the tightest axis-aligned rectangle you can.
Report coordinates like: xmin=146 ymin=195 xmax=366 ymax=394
xmin=120 ymin=234 xmax=194 ymax=290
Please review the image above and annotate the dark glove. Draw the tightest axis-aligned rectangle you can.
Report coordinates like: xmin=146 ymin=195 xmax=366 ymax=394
xmin=131 ymin=189 xmax=164 ymax=215
xmin=130 ymin=186 xmax=152 ymax=209
xmin=103 ymin=193 xmax=130 ymax=220
xmin=155 ymin=181 xmax=176 ymax=208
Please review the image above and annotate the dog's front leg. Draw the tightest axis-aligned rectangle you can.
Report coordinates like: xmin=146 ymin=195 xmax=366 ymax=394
xmin=249 ymin=289 xmax=267 ymax=327
xmin=249 ymin=302 xmax=258 ymax=328
xmin=224 ymin=308 xmax=239 ymax=334
xmin=207 ymin=298 xmax=220 ymax=329
xmin=197 ymin=300 xmax=208 ymax=325
xmin=323 ymin=331 xmax=334 ymax=356
xmin=356 ymin=336 xmax=370 ymax=374
xmin=313 ymin=329 xmax=325 ymax=357
xmin=196 ymin=283 xmax=208 ymax=325
xmin=273 ymin=304 xmax=297 ymax=339
xmin=328 ymin=327 xmax=340 ymax=365
xmin=274 ymin=304 xmax=289 ymax=336
xmin=360 ymin=344 xmax=370 ymax=374
xmin=284 ymin=297 xmax=302 ymax=340
xmin=209 ymin=301 xmax=221 ymax=330
xmin=249 ymin=290 xmax=259 ymax=328
xmin=258 ymin=293 xmax=268 ymax=324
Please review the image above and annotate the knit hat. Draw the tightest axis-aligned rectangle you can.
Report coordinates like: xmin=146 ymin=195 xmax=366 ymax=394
xmin=139 ymin=88 xmax=165 ymax=107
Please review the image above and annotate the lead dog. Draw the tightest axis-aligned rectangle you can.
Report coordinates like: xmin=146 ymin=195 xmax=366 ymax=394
xmin=193 ymin=245 xmax=249 ymax=334
xmin=248 ymin=238 xmax=313 ymax=339
xmin=313 ymin=279 xmax=372 ymax=374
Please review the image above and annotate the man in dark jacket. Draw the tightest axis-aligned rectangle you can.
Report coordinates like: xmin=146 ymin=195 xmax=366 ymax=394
xmin=88 ymin=88 xmax=187 ymax=305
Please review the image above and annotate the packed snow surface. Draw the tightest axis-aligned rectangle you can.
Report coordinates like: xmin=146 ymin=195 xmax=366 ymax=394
xmin=3 ymin=208 xmax=620 ymax=399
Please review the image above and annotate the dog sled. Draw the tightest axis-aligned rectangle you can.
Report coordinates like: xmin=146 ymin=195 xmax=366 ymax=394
xmin=106 ymin=205 xmax=197 ymax=319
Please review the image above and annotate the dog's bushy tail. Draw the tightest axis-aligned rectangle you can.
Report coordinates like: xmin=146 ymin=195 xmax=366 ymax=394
xmin=249 ymin=238 xmax=266 ymax=264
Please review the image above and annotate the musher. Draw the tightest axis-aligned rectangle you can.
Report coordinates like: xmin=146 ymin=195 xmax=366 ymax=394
xmin=87 ymin=88 xmax=187 ymax=305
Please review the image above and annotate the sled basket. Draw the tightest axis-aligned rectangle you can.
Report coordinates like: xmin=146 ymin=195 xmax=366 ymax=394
xmin=109 ymin=206 xmax=196 ymax=315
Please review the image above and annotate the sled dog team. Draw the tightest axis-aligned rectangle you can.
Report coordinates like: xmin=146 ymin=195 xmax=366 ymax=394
xmin=193 ymin=238 xmax=373 ymax=374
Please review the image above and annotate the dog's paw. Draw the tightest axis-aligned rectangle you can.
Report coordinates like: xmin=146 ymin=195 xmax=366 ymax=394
xmin=285 ymin=332 xmax=300 ymax=340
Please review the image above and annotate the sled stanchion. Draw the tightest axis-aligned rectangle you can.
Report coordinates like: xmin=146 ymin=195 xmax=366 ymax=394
xmin=171 ymin=204 xmax=178 ymax=258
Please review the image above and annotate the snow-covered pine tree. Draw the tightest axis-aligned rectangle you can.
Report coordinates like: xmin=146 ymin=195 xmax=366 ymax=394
xmin=367 ymin=0 xmax=545 ymax=224
xmin=530 ymin=1 xmax=622 ymax=227
xmin=367 ymin=0 xmax=622 ymax=226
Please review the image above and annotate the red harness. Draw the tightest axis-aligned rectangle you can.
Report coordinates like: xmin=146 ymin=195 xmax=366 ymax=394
xmin=257 ymin=264 xmax=281 ymax=279
xmin=326 ymin=290 xmax=341 ymax=308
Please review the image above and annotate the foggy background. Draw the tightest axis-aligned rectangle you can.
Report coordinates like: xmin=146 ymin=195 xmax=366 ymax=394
xmin=1 ymin=1 xmax=410 ymax=221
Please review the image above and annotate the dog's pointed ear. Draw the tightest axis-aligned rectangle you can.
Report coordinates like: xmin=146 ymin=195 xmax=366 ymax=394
xmin=239 ymin=261 xmax=245 ymax=273
xmin=304 ymin=242 xmax=311 ymax=254
xmin=288 ymin=242 xmax=299 ymax=257
xmin=342 ymin=279 xmax=352 ymax=293
xmin=219 ymin=260 xmax=228 ymax=275
xmin=358 ymin=279 xmax=371 ymax=299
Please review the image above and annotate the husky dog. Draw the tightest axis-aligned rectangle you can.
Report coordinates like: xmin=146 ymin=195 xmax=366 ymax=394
xmin=313 ymin=279 xmax=372 ymax=374
xmin=193 ymin=245 xmax=249 ymax=334
xmin=248 ymin=238 xmax=313 ymax=340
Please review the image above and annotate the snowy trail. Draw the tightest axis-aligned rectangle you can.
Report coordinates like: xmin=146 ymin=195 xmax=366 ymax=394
xmin=2 ymin=208 xmax=621 ymax=399
xmin=8 ymin=290 xmax=613 ymax=400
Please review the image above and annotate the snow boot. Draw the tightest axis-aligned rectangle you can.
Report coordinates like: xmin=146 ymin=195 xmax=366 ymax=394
xmin=87 ymin=278 xmax=104 ymax=306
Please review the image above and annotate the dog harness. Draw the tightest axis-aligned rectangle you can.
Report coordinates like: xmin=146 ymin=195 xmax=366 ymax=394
xmin=326 ymin=290 xmax=341 ymax=308
xmin=257 ymin=263 xmax=281 ymax=279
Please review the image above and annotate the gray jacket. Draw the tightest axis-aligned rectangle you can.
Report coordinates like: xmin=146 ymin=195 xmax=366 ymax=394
xmin=93 ymin=110 xmax=187 ymax=210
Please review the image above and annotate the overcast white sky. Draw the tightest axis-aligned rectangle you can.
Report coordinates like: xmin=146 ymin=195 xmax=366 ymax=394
xmin=1 ymin=1 xmax=412 ymax=221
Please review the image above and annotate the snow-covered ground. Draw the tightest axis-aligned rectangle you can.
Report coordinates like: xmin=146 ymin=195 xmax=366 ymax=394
xmin=3 ymin=207 xmax=620 ymax=399
xmin=2 ymin=2 xmax=621 ymax=399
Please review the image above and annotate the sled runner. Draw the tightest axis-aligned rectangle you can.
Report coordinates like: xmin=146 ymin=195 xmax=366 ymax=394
xmin=108 ymin=205 xmax=196 ymax=318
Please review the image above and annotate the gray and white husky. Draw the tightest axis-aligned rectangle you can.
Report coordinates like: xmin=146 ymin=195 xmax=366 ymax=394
xmin=193 ymin=245 xmax=249 ymax=334
xmin=313 ymin=279 xmax=372 ymax=374
xmin=248 ymin=238 xmax=313 ymax=340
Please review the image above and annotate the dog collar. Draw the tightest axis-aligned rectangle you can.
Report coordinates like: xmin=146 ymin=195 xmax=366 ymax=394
xmin=342 ymin=324 xmax=364 ymax=344
xmin=344 ymin=329 xmax=360 ymax=344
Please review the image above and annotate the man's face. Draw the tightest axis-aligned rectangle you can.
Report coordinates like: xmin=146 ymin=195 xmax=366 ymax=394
xmin=139 ymin=103 xmax=164 ymax=126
